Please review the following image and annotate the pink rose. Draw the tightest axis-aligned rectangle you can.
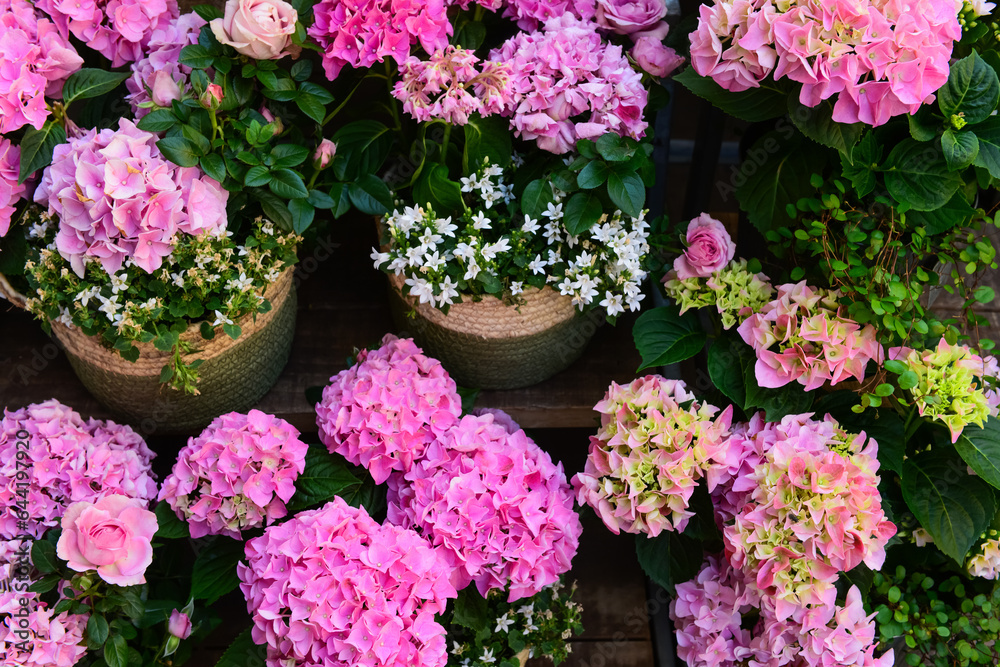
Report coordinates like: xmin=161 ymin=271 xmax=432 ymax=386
xmin=672 ymin=213 xmax=736 ymax=279
xmin=168 ymin=610 xmax=193 ymax=639
xmin=595 ymin=0 xmax=666 ymax=35
xmin=150 ymin=71 xmax=182 ymax=107
xmin=210 ymin=0 xmax=298 ymax=60
xmin=55 ymin=495 xmax=157 ymax=587
xmin=199 ymin=83 xmax=224 ymax=110
xmin=631 ymin=35 xmax=684 ymax=78
xmin=313 ymin=138 xmax=336 ymax=169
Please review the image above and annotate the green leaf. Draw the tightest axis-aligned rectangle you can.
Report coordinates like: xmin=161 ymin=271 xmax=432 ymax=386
xmin=838 ymin=564 xmax=874 ymax=601
xmin=942 ymin=130 xmax=979 ymax=171
xmin=901 ymin=447 xmax=997 ymax=564
xmin=737 ymin=132 xmax=817 ymax=233
xmin=253 ymin=189 xmax=293 ymax=231
xmin=635 ymin=531 xmax=705 ymax=594
xmin=307 ymin=189 xmax=335 ymax=209
xmin=883 ymin=139 xmax=962 ymax=211
xmin=104 ymin=635 xmax=128 ymax=667
xmin=212 ymin=627 xmax=265 ymax=667
xmin=191 ymin=537 xmax=245 ymax=604
xmin=906 ymin=191 xmax=975 ymax=234
xmin=788 ymin=97 xmax=863 ymax=158
xmin=200 ymin=153 xmax=226 ymax=183
xmin=840 ymin=132 xmax=881 ymax=198
xmin=27 ymin=573 xmax=62 ymax=594
xmin=908 ymin=106 xmax=940 ymax=142
xmin=153 ymin=502 xmax=190 ymax=539
xmin=179 ymin=44 xmax=214 ymax=69
xmin=412 ymin=164 xmax=464 ymax=215
xmin=521 ymin=179 xmax=554 ymax=220
xmin=454 ymin=20 xmax=487 ymax=50
xmin=673 ymin=67 xmax=788 ymax=122
xmin=897 ymin=371 xmax=919 ymax=390
xmin=19 ymin=121 xmax=66 ymax=183
xmin=348 ymin=173 xmax=394 ymax=216
xmin=31 ymin=539 xmax=59 ymax=573
xmin=268 ymin=168 xmax=309 ymax=199
xmin=563 ymin=191 xmax=603 ymax=236
xmin=707 ymin=333 xmax=752 ymax=409
xmin=288 ymin=198 xmax=315 ymax=234
xmin=938 ymin=51 xmax=1000 ymax=125
xmin=244 ymin=165 xmax=271 ymax=187
xmin=136 ymin=108 xmax=177 ymax=132
xmin=595 ymin=133 xmax=635 ymax=162
xmin=286 ymin=444 xmax=364 ymax=512
xmin=193 ymin=3 xmax=223 ymax=20
xmin=62 ymin=69 xmax=129 ymax=105
xmin=290 ymin=60 xmax=312 ymax=82
xmin=463 ymin=114 xmax=511 ymax=174
xmin=453 ymin=586 xmax=490 ymax=632
xmin=331 ymin=120 xmax=392 ymax=181
xmin=457 ymin=386 xmax=479 ymax=416
xmin=87 ymin=614 xmax=109 ymax=646
xmin=971 ymin=116 xmax=1000 ymax=178
xmin=632 ymin=306 xmax=706 ymax=371
xmin=270 ymin=144 xmax=310 ymax=168
xmin=577 ymin=161 xmax=609 ymax=189
xmin=157 ymin=137 xmax=200 ymax=168
xmin=606 ymin=169 xmax=645 ymax=218
xmin=955 ymin=418 xmax=1000 ymax=490
xmin=296 ymin=93 xmax=326 ymax=124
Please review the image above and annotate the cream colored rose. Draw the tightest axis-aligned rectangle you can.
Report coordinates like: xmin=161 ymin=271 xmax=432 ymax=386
xmin=211 ymin=0 xmax=298 ymax=60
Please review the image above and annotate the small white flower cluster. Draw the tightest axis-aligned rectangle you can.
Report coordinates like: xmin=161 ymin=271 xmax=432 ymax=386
xmin=373 ymin=160 xmax=650 ymax=316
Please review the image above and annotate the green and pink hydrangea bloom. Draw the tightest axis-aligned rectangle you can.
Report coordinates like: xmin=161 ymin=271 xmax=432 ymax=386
xmin=663 ymin=258 xmax=774 ymax=330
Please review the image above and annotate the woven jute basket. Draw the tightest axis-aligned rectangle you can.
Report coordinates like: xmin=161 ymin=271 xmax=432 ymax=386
xmin=387 ymin=272 xmax=599 ymax=390
xmin=1 ymin=268 xmax=297 ymax=433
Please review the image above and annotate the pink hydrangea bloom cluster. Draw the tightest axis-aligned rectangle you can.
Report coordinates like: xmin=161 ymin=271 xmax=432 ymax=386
xmin=34 ymin=118 xmax=229 ymax=277
xmin=125 ymin=12 xmax=206 ymax=118
xmin=0 ymin=399 xmax=157 ymax=540
xmin=718 ymin=413 xmax=896 ymax=620
xmin=689 ymin=0 xmax=961 ymax=126
xmin=308 ymin=0 xmax=452 ymax=81
xmin=0 ymin=139 xmax=25 ymax=238
xmin=737 ymin=281 xmax=884 ymax=391
xmin=671 ymin=554 xmax=893 ymax=667
xmin=387 ymin=412 xmax=582 ymax=602
xmin=490 ymin=15 xmax=648 ymax=154
xmin=316 ymin=334 xmax=462 ymax=484
xmin=36 ymin=0 xmax=180 ymax=67
xmin=392 ymin=46 xmax=514 ymax=125
xmin=571 ymin=376 xmax=733 ymax=537
xmin=158 ymin=410 xmax=308 ymax=539
xmin=0 ymin=0 xmax=83 ymax=133
xmin=238 ymin=497 xmax=456 ymax=667
xmin=451 ymin=0 xmax=595 ymax=30
xmin=0 ymin=603 xmax=88 ymax=667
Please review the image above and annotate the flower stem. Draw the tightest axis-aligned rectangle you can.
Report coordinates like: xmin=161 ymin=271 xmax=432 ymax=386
xmin=440 ymin=124 xmax=452 ymax=165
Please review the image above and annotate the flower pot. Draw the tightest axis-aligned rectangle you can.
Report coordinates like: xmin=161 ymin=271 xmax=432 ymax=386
xmin=387 ymin=272 xmax=600 ymax=390
xmin=3 ymin=267 xmax=297 ymax=434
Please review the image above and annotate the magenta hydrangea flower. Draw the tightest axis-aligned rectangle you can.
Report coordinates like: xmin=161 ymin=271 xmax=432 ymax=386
xmin=572 ymin=376 xmax=733 ymax=537
xmin=0 ymin=139 xmax=25 ymax=237
xmin=34 ymin=118 xmax=229 ymax=277
xmin=158 ymin=410 xmax=307 ymax=539
xmin=0 ymin=0 xmax=83 ymax=133
xmin=716 ymin=413 xmax=896 ymax=620
xmin=689 ymin=0 xmax=960 ymax=126
xmin=490 ymin=14 xmax=648 ymax=154
xmin=387 ymin=412 xmax=582 ymax=602
xmin=0 ymin=399 xmax=158 ymax=540
xmin=393 ymin=46 xmax=514 ymax=125
xmin=125 ymin=12 xmax=206 ymax=118
xmin=308 ymin=0 xmax=452 ymax=81
xmin=316 ymin=335 xmax=462 ymax=484
xmin=737 ymin=281 xmax=884 ymax=391
xmin=238 ymin=497 xmax=456 ymax=667
xmin=36 ymin=0 xmax=180 ymax=67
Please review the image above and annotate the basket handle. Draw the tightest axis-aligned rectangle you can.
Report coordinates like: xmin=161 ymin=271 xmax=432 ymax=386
xmin=0 ymin=273 xmax=29 ymax=310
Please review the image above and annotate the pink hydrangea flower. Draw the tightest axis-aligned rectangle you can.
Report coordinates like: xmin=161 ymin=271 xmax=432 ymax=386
xmin=737 ymin=281 xmax=884 ymax=391
xmin=716 ymin=413 xmax=896 ymax=619
xmin=316 ymin=335 xmax=462 ymax=484
xmin=238 ymin=497 xmax=456 ymax=667
xmin=158 ymin=410 xmax=308 ymax=538
xmin=688 ymin=0 xmax=960 ymax=126
xmin=393 ymin=46 xmax=514 ymax=125
xmin=308 ymin=0 xmax=452 ymax=81
xmin=490 ymin=14 xmax=648 ymax=154
xmin=0 ymin=399 xmax=157 ymax=540
xmin=572 ymin=376 xmax=733 ymax=537
xmin=0 ymin=0 xmax=83 ymax=133
xmin=34 ymin=118 xmax=229 ymax=277
xmin=36 ymin=0 xmax=180 ymax=67
xmin=0 ymin=139 xmax=25 ymax=237
xmin=125 ymin=12 xmax=206 ymax=118
xmin=0 ymin=603 xmax=88 ymax=667
xmin=447 ymin=0 xmax=595 ymax=30
xmin=387 ymin=412 xmax=582 ymax=602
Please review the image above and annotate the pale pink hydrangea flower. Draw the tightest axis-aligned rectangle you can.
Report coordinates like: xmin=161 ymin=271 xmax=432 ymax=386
xmin=125 ymin=12 xmax=206 ymax=118
xmin=238 ymin=497 xmax=456 ymax=667
xmin=0 ymin=604 xmax=88 ymax=667
xmin=0 ymin=139 xmax=25 ymax=237
xmin=387 ymin=412 xmax=582 ymax=602
xmin=490 ymin=14 xmax=649 ymax=154
xmin=308 ymin=0 xmax=452 ymax=81
xmin=717 ymin=413 xmax=896 ymax=620
xmin=158 ymin=410 xmax=308 ymax=538
xmin=737 ymin=281 xmax=884 ymax=391
xmin=36 ymin=0 xmax=180 ymax=67
xmin=0 ymin=399 xmax=157 ymax=540
xmin=688 ymin=0 xmax=961 ymax=126
xmin=572 ymin=376 xmax=734 ymax=537
xmin=392 ymin=46 xmax=514 ymax=125
xmin=316 ymin=335 xmax=462 ymax=484
xmin=451 ymin=0 xmax=596 ymax=30
xmin=0 ymin=0 xmax=83 ymax=133
xmin=34 ymin=118 xmax=229 ymax=277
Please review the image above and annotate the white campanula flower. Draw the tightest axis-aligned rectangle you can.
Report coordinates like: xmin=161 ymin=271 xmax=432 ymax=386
xmin=495 ymin=613 xmax=514 ymax=633
xmin=418 ymin=228 xmax=442 ymax=248
xmin=110 ymin=273 xmax=129 ymax=294
xmin=227 ymin=272 xmax=253 ymax=292
xmin=600 ymin=292 xmax=625 ymax=316
xmin=543 ymin=221 xmax=561 ymax=244
xmin=78 ymin=286 xmax=100 ymax=307
xmin=527 ymin=254 xmax=547 ymax=275
xmin=370 ymin=248 xmax=390 ymax=269
xmin=464 ymin=259 xmax=481 ymax=281
xmin=480 ymin=648 xmax=496 ymax=664
xmin=472 ymin=212 xmax=492 ymax=230
xmin=510 ymin=281 xmax=524 ymax=295
xmin=435 ymin=217 xmax=458 ymax=237
xmin=423 ymin=251 xmax=446 ymax=272
xmin=405 ymin=276 xmax=435 ymax=304
xmin=521 ymin=215 xmax=540 ymax=234
xmin=460 ymin=174 xmax=479 ymax=192
xmin=437 ymin=275 xmax=459 ymax=306
xmin=481 ymin=237 xmax=510 ymax=261
xmin=543 ymin=202 xmax=563 ymax=221
xmin=212 ymin=310 xmax=233 ymax=327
